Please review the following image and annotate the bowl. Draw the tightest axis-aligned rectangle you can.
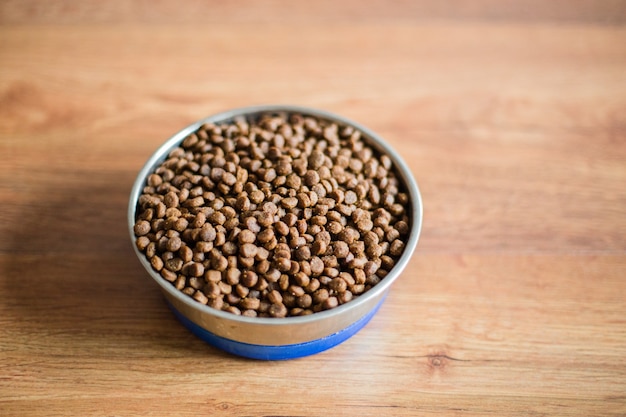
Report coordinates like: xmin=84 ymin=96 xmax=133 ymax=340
xmin=128 ymin=105 xmax=423 ymax=360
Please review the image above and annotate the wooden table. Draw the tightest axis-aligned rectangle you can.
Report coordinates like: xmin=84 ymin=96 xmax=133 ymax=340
xmin=1 ymin=2 xmax=625 ymax=415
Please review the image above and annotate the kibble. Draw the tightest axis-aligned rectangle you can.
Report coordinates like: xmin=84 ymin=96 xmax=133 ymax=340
xmin=134 ymin=112 xmax=411 ymax=317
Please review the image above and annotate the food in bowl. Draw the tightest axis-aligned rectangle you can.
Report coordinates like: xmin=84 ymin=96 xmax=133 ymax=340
xmin=132 ymin=111 xmax=411 ymax=318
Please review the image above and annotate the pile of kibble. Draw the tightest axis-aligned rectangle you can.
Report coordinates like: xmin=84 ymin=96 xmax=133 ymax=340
xmin=133 ymin=113 xmax=410 ymax=317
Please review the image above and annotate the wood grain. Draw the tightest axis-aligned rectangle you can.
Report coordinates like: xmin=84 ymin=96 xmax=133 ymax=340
xmin=1 ymin=0 xmax=626 ymax=24
xmin=1 ymin=2 xmax=625 ymax=416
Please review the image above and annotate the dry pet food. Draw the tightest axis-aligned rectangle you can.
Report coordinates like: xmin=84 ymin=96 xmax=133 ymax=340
xmin=134 ymin=113 xmax=410 ymax=317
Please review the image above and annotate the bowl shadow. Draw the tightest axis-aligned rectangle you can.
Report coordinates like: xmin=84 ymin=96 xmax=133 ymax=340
xmin=1 ymin=170 xmax=235 ymax=361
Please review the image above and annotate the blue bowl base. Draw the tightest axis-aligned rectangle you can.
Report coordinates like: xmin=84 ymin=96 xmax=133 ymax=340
xmin=167 ymin=298 xmax=385 ymax=360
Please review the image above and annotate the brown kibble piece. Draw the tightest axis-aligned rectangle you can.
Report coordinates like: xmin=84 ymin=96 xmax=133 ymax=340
xmin=160 ymin=268 xmax=177 ymax=282
xmin=164 ymin=191 xmax=179 ymax=208
xmin=297 ymin=294 xmax=313 ymax=308
xmin=329 ymin=277 xmax=348 ymax=293
xmin=357 ymin=218 xmax=374 ymax=232
xmin=240 ymin=243 xmax=258 ymax=258
xmin=274 ymin=221 xmax=289 ymax=236
xmin=193 ymin=291 xmax=209 ymax=305
xmin=150 ymin=256 xmax=163 ymax=271
xmin=257 ymin=228 xmax=275 ymax=243
xmin=240 ymin=297 xmax=261 ymax=310
xmin=224 ymin=306 xmax=242 ymax=315
xmin=199 ymin=223 xmax=217 ymax=242
xmin=187 ymin=277 xmax=204 ymax=291
xmin=225 ymin=268 xmax=241 ymax=285
xmin=205 ymin=269 xmax=222 ymax=283
xmin=243 ymin=216 xmax=261 ymax=233
xmin=204 ymin=282 xmax=221 ymax=298
xmin=333 ymin=241 xmax=350 ymax=258
xmin=338 ymin=290 xmax=353 ymax=304
xmin=166 ymin=236 xmax=182 ymax=252
xmin=322 ymin=296 xmax=339 ymax=310
xmin=389 ymin=239 xmax=405 ymax=256
xmin=269 ymin=303 xmax=288 ymax=318
xmin=165 ymin=257 xmax=183 ymax=272
xmin=395 ymin=220 xmax=410 ymax=236
xmin=136 ymin=236 xmax=150 ymax=251
xmin=134 ymin=220 xmax=151 ymax=236
xmin=309 ymin=256 xmax=325 ymax=275
xmin=188 ymin=262 xmax=205 ymax=277
xmin=295 ymin=245 xmax=311 ymax=261
xmin=250 ymin=189 xmax=265 ymax=204
xmin=281 ymin=197 xmax=298 ymax=209
xmin=238 ymin=229 xmax=256 ymax=244
xmin=288 ymin=285 xmax=305 ymax=297
xmin=180 ymin=245 xmax=193 ymax=262
xmin=344 ymin=190 xmax=358 ymax=205
xmin=308 ymin=150 xmax=325 ymax=169
xmin=303 ymin=170 xmax=320 ymax=186
xmin=313 ymin=288 xmax=329 ymax=304
xmin=312 ymin=239 xmax=327 ymax=256
xmin=241 ymin=270 xmax=259 ymax=288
